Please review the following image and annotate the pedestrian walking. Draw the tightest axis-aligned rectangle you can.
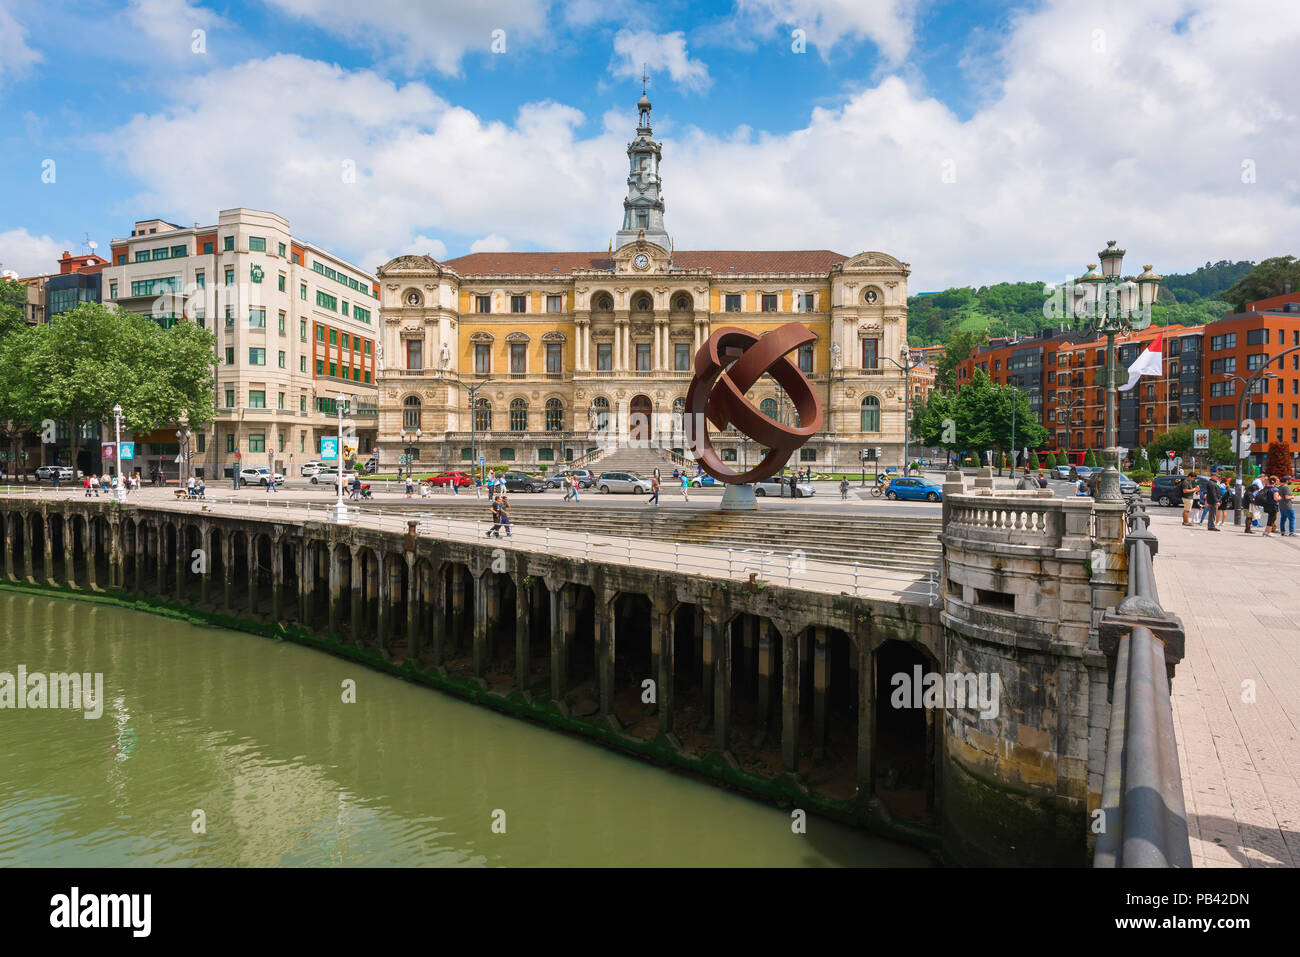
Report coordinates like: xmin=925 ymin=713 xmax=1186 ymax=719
xmin=83 ymin=476 xmax=91 ymax=498
xmin=197 ymin=478 xmax=206 ymax=500
xmin=648 ymin=473 xmax=660 ymax=505
xmin=1260 ymin=476 xmax=1281 ymax=536
xmin=52 ymin=470 xmax=60 ymax=490
xmin=499 ymin=494 xmax=512 ymax=537
xmin=839 ymin=477 xmax=849 ymax=501
xmin=681 ymin=473 xmax=689 ymax=501
xmin=187 ymin=475 xmax=196 ymax=499
xmin=1180 ymin=472 xmax=1197 ymax=525
xmin=1279 ymin=477 xmax=1296 ymax=536
xmin=452 ymin=475 xmax=460 ymax=495
xmin=1204 ymin=473 xmax=1220 ymax=531
xmin=486 ymin=496 xmax=503 ymax=537
xmin=266 ymin=473 xmax=278 ymax=492
xmin=405 ymin=474 xmax=414 ymax=498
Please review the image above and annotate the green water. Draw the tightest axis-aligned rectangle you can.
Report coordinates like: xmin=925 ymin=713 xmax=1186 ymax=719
xmin=0 ymin=591 xmax=929 ymax=867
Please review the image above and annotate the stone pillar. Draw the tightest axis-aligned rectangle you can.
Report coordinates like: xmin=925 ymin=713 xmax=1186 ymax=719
xmin=407 ymin=554 xmax=420 ymax=662
xmin=223 ymin=532 xmax=234 ymax=610
xmin=514 ymin=574 xmax=530 ymax=691
xmin=198 ymin=525 xmax=210 ymax=605
xmin=376 ymin=552 xmax=390 ymax=654
xmin=155 ymin=523 xmax=167 ymax=597
xmin=175 ymin=525 xmax=186 ymax=601
xmin=298 ymin=539 xmax=312 ymax=626
xmin=247 ymin=533 xmax=258 ymax=614
xmin=22 ymin=515 xmax=34 ymax=583
xmin=350 ymin=546 xmax=365 ymax=643
xmin=655 ymin=600 xmax=673 ymax=735
xmin=271 ymin=535 xmax=283 ymax=623
xmin=472 ymin=570 xmax=489 ymax=677
xmin=108 ymin=520 xmax=122 ymax=590
xmin=698 ymin=606 xmax=714 ymax=732
xmin=64 ymin=514 xmax=76 ymax=588
xmin=328 ymin=544 xmax=341 ymax=636
xmin=2 ymin=514 xmax=13 ymax=581
xmin=431 ymin=564 xmax=447 ymax=667
xmin=812 ymin=626 xmax=829 ymax=760
xmin=597 ymin=590 xmax=614 ymax=717
xmin=85 ymin=518 xmax=98 ymax=590
xmin=756 ymin=618 xmax=774 ymax=745
xmin=449 ymin=565 xmax=465 ymax=656
xmin=713 ymin=611 xmax=732 ymax=753
xmin=856 ymin=629 xmax=875 ymax=792
xmin=550 ymin=582 xmax=568 ymax=701
xmin=42 ymin=513 xmax=54 ymax=584
xmin=781 ymin=624 xmax=801 ymax=773
xmin=973 ymin=466 xmax=995 ymax=490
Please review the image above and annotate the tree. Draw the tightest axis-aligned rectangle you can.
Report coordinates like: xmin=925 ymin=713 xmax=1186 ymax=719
xmin=933 ymin=327 xmax=987 ymax=392
xmin=1265 ymin=440 xmax=1292 ymax=478
xmin=1222 ymin=256 xmax=1300 ymax=312
xmin=1030 ymin=451 xmax=1041 ymax=470
xmin=1084 ymin=449 xmax=1098 ymax=468
xmin=7 ymin=304 xmax=217 ymax=474
xmin=0 ymin=279 xmax=35 ymax=477
xmin=1143 ymin=422 xmax=1234 ymax=471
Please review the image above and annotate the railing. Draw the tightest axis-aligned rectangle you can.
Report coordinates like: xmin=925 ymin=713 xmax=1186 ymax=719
xmin=1093 ymin=500 xmax=1191 ymax=868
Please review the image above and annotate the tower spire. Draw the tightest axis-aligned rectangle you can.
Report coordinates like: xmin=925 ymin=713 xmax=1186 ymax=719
xmin=616 ymin=83 xmax=670 ymax=251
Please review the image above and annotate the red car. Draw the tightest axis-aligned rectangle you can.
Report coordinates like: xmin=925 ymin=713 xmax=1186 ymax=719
xmin=427 ymin=471 xmax=474 ymax=488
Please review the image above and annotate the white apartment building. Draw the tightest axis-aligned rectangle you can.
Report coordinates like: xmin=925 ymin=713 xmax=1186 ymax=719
xmin=101 ymin=208 xmax=379 ymax=480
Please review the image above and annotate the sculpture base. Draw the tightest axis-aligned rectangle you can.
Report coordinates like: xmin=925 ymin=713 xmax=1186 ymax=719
xmin=720 ymin=484 xmax=757 ymax=511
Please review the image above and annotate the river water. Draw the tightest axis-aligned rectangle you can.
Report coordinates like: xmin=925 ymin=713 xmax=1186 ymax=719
xmin=0 ymin=591 xmax=929 ymax=867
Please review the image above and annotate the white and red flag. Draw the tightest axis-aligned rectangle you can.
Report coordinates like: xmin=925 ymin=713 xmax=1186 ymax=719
xmin=1117 ymin=332 xmax=1163 ymax=392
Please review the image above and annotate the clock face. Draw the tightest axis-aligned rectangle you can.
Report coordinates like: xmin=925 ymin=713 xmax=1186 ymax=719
xmin=633 ymin=254 xmax=649 ymax=270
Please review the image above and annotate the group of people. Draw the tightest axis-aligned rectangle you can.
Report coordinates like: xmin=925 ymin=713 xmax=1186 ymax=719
xmin=1182 ymin=472 xmax=1296 ymax=536
xmin=485 ymin=494 xmax=512 ymax=538
xmin=183 ymin=476 xmax=207 ymax=499
xmin=81 ymin=473 xmax=135 ymax=496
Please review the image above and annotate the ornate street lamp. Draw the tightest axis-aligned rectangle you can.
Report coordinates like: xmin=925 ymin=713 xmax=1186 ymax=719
xmin=112 ymin=403 xmax=126 ymax=502
xmin=885 ymin=347 xmax=927 ymax=474
xmin=1072 ymin=242 xmax=1160 ymax=502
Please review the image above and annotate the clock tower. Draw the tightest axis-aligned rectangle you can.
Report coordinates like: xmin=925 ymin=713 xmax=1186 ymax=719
xmin=614 ymin=79 xmax=671 ymax=253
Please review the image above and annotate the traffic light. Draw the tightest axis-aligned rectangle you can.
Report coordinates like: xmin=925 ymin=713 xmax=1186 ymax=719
xmin=875 ymin=447 xmax=882 ymax=459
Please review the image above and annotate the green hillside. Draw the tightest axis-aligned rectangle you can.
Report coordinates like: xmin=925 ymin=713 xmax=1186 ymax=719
xmin=907 ymin=260 xmax=1255 ymax=348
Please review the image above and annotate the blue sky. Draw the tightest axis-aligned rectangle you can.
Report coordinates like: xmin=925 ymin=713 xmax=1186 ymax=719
xmin=1 ymin=0 xmax=1296 ymax=291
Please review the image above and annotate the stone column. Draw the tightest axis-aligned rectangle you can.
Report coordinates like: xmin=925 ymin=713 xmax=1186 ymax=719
xmin=350 ymin=545 xmax=364 ymax=643
xmin=298 ymin=539 xmax=312 ymax=626
xmin=198 ymin=525 xmax=210 ymax=605
xmin=812 ymin=626 xmax=829 ymax=760
xmin=63 ymin=514 xmax=76 ymax=588
xmin=756 ymin=618 xmax=774 ymax=745
xmin=698 ymin=606 xmax=714 ymax=732
xmin=654 ymin=600 xmax=673 ymax=736
xmin=108 ymin=519 xmax=122 ymax=590
xmin=175 ymin=525 xmax=186 ymax=602
xmin=514 ymin=574 xmax=530 ymax=691
xmin=157 ymin=523 xmax=168 ymax=598
xmin=2 ymin=514 xmax=13 ymax=581
xmin=376 ymin=552 xmax=390 ymax=654
xmin=223 ymin=532 xmax=234 ymax=609
xmin=549 ymin=582 xmax=568 ymax=701
xmin=856 ymin=629 xmax=875 ymax=793
xmin=713 ymin=611 xmax=732 ymax=753
xmin=781 ymin=624 xmax=801 ymax=773
xmin=596 ymin=590 xmax=614 ymax=717
xmin=328 ymin=544 xmax=341 ymax=636
xmin=406 ymin=554 xmax=420 ymax=662
xmin=449 ymin=565 xmax=464 ymax=657
xmin=270 ymin=534 xmax=283 ymax=623
xmin=85 ymin=517 xmax=97 ymax=590
xmin=247 ymin=533 xmax=258 ymax=615
xmin=42 ymin=513 xmax=54 ymax=584
xmin=22 ymin=515 xmax=34 ymax=583
xmin=472 ymin=570 xmax=489 ymax=678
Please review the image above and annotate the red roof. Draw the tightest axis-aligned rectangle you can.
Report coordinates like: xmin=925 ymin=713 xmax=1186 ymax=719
xmin=440 ymin=249 xmax=849 ymax=276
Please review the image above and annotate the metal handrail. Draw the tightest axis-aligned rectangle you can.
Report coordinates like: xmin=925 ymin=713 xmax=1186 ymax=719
xmin=1094 ymin=500 xmax=1191 ymax=868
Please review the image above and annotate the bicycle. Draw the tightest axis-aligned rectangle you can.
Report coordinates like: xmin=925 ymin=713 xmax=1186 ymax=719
xmin=870 ymin=476 xmax=887 ymax=498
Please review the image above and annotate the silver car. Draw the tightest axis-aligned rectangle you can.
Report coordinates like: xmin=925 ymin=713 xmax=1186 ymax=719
xmin=753 ymin=478 xmax=814 ymax=498
xmin=596 ymin=471 xmax=652 ymax=494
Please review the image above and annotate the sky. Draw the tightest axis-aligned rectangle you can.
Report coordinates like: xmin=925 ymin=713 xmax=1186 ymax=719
xmin=0 ymin=0 xmax=1296 ymax=292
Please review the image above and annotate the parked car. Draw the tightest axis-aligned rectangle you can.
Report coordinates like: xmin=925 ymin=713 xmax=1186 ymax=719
xmin=499 ymin=471 xmax=545 ymax=494
xmin=300 ymin=460 xmax=324 ymax=477
xmin=1149 ymin=474 xmax=1211 ymax=506
xmin=428 ymin=471 xmax=474 ymax=488
xmin=754 ymin=478 xmax=815 ymax=498
xmin=596 ymin=471 xmax=653 ymax=494
xmin=238 ymin=466 xmax=284 ymax=486
xmin=1082 ymin=471 xmax=1140 ymax=498
xmin=545 ymin=468 xmax=595 ymax=489
xmin=309 ymin=467 xmax=343 ymax=485
xmin=884 ymin=477 xmax=943 ymax=502
xmin=34 ymin=465 xmax=75 ymax=482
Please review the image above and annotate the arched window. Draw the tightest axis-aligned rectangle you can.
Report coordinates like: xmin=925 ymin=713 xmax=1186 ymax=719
xmin=403 ymin=395 xmax=421 ymax=430
xmin=473 ymin=398 xmax=492 ymax=432
xmin=590 ymin=396 xmax=610 ymax=431
xmin=594 ymin=294 xmax=613 ymax=311
xmin=545 ymin=398 xmax=564 ymax=431
xmin=634 ymin=295 xmax=652 ymax=311
xmin=673 ymin=294 xmax=691 ymax=312
xmin=510 ymin=398 xmax=528 ymax=431
xmin=860 ymin=395 xmax=880 ymax=432
xmin=760 ymin=398 xmax=778 ymax=420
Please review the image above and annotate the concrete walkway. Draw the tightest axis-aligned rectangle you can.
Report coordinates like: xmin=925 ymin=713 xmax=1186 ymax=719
xmin=1149 ymin=509 xmax=1300 ymax=868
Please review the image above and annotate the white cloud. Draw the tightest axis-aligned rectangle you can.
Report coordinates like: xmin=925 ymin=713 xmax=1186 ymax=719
xmin=731 ymin=0 xmax=921 ymax=65
xmin=610 ymin=30 xmax=711 ymax=93
xmin=95 ymin=2 xmax=1300 ymax=291
xmin=124 ymin=0 xmax=228 ymax=60
xmin=0 ymin=0 xmax=42 ymax=84
xmin=470 ymin=234 xmax=511 ymax=253
xmin=263 ymin=0 xmax=553 ymax=75
xmin=0 ymin=228 xmax=73 ymax=277
xmin=358 ymin=235 xmax=450 ymax=275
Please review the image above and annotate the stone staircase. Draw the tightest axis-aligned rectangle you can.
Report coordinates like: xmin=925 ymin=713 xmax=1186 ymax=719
xmin=411 ymin=502 xmax=942 ymax=574
xmin=583 ymin=447 xmax=682 ymax=477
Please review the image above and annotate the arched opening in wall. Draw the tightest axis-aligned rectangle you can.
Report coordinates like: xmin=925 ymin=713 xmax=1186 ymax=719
xmin=355 ymin=547 xmax=380 ymax=646
xmin=160 ymin=522 xmax=176 ymax=594
xmin=611 ymin=592 xmax=653 ymax=735
xmin=670 ymin=602 xmax=708 ymax=757
xmin=592 ymin=292 xmax=614 ymax=314
xmin=254 ymin=534 xmax=273 ymax=617
xmin=725 ymin=613 xmax=782 ymax=776
xmin=92 ymin=516 xmax=112 ymax=586
xmin=482 ymin=572 xmax=517 ymax=688
xmin=231 ymin=532 xmax=250 ymax=601
xmin=523 ymin=581 xmax=551 ymax=696
xmin=29 ymin=514 xmax=46 ymax=583
xmin=440 ymin=561 xmax=476 ymax=678
xmin=331 ymin=543 xmax=353 ymax=636
xmin=799 ymin=627 xmax=859 ymax=801
xmin=67 ymin=515 xmax=86 ymax=586
xmin=671 ymin=292 xmax=693 ymax=314
xmin=180 ymin=525 xmax=200 ymax=599
xmin=629 ymin=394 xmax=652 ymax=444
xmin=8 ymin=515 xmax=24 ymax=578
xmin=562 ymin=583 xmax=597 ymax=704
xmin=207 ymin=528 xmax=224 ymax=605
xmin=407 ymin=557 xmax=436 ymax=667
xmin=873 ymin=639 xmax=938 ymax=822
xmin=49 ymin=513 xmax=67 ymax=584
xmin=280 ymin=538 xmax=298 ymax=621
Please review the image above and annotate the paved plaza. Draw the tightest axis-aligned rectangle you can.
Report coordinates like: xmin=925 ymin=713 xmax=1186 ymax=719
xmin=1151 ymin=510 xmax=1300 ymax=868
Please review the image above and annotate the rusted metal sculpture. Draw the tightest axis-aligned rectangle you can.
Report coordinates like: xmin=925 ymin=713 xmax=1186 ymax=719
xmin=683 ymin=323 xmax=824 ymax=484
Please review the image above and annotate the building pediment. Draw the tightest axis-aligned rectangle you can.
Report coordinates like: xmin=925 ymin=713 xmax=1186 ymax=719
xmin=612 ymin=236 xmax=671 ymax=275
xmin=469 ymin=331 xmax=494 ymax=343
xmin=837 ymin=250 xmax=911 ymax=276
xmin=379 ymin=254 xmax=445 ymax=276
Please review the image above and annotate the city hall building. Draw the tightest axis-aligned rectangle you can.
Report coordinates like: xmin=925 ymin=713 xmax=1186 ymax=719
xmin=374 ymin=93 xmax=913 ymax=473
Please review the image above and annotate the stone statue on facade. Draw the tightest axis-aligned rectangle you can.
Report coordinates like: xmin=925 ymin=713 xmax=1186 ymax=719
xmin=439 ymin=342 xmax=450 ymax=369
xmin=831 ymin=342 xmax=842 ymax=371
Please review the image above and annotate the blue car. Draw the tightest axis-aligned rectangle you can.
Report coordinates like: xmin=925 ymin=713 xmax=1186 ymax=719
xmin=689 ymin=474 xmax=718 ymax=487
xmin=884 ymin=477 xmax=943 ymax=502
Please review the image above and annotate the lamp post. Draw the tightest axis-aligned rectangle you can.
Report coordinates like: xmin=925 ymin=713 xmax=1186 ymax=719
xmin=176 ymin=427 xmax=192 ymax=485
xmin=465 ymin=377 xmax=492 ymax=488
xmin=112 ymin=403 xmax=126 ymax=502
xmin=1072 ymin=242 xmax=1160 ymax=502
xmin=885 ymin=347 xmax=926 ymax=474
xmin=1226 ymin=369 xmax=1278 ymax=524
xmin=333 ymin=391 xmax=349 ymax=525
